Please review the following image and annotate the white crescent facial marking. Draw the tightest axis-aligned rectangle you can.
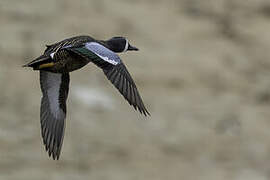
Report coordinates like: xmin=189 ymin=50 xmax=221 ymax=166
xmin=123 ymin=39 xmax=129 ymax=52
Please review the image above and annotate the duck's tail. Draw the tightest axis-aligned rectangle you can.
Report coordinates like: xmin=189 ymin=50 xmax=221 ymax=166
xmin=23 ymin=55 xmax=55 ymax=70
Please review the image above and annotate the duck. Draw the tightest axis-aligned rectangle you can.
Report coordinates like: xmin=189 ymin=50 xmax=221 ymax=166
xmin=23 ymin=35 xmax=150 ymax=160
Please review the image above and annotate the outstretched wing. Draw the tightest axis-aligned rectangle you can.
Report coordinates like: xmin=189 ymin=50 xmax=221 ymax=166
xmin=40 ymin=71 xmax=70 ymax=160
xmin=103 ymin=63 xmax=150 ymax=116
xmin=67 ymin=42 xmax=150 ymax=116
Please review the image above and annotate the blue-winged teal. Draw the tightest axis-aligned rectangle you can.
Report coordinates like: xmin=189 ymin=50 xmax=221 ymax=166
xmin=23 ymin=35 xmax=149 ymax=160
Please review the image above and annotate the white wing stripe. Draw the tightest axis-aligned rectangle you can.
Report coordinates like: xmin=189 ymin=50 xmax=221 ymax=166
xmin=95 ymin=54 xmax=118 ymax=65
xmin=85 ymin=42 xmax=121 ymax=65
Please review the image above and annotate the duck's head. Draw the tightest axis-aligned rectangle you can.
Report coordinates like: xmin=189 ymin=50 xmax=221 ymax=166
xmin=106 ymin=37 xmax=139 ymax=53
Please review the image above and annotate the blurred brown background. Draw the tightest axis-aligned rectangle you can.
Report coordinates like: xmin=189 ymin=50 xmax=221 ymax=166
xmin=1 ymin=0 xmax=270 ymax=179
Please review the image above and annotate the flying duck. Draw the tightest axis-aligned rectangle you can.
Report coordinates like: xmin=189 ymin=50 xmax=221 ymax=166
xmin=23 ymin=35 xmax=150 ymax=160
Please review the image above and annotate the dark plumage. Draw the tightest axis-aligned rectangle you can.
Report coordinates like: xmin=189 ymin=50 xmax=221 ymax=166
xmin=23 ymin=35 xmax=149 ymax=160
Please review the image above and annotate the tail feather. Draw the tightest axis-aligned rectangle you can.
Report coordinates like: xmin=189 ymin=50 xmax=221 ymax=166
xmin=23 ymin=55 xmax=52 ymax=69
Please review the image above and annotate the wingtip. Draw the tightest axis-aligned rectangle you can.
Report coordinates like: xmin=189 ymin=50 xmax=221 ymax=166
xmin=145 ymin=110 xmax=151 ymax=117
xmin=137 ymin=107 xmax=150 ymax=117
xmin=138 ymin=103 xmax=150 ymax=117
xmin=43 ymin=141 xmax=61 ymax=160
xmin=52 ymin=154 xmax=59 ymax=160
xmin=143 ymin=109 xmax=151 ymax=117
xmin=47 ymin=149 xmax=60 ymax=160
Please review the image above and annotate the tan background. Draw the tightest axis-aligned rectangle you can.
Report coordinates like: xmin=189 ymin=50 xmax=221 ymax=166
xmin=1 ymin=0 xmax=270 ymax=179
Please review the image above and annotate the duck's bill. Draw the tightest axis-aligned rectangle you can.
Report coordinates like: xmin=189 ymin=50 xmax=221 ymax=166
xmin=128 ymin=44 xmax=139 ymax=51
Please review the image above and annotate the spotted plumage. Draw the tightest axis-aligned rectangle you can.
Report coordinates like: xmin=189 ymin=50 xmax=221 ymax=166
xmin=23 ymin=35 xmax=149 ymax=160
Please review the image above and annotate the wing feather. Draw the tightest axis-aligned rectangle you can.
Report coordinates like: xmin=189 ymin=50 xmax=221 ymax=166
xmin=40 ymin=71 xmax=70 ymax=160
xmin=66 ymin=42 xmax=150 ymax=116
xmin=103 ymin=64 xmax=150 ymax=116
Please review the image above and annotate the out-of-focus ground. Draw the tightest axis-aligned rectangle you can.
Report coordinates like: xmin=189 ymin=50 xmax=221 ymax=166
xmin=1 ymin=0 xmax=270 ymax=179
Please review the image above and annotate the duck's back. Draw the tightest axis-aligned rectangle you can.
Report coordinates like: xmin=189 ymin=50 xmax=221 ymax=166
xmin=40 ymin=36 xmax=96 ymax=73
xmin=44 ymin=35 xmax=96 ymax=54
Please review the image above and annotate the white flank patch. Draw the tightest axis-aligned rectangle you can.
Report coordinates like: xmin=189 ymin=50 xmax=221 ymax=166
xmin=50 ymin=52 xmax=55 ymax=59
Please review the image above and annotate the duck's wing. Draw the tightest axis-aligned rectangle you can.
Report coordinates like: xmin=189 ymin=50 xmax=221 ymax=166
xmin=103 ymin=63 xmax=150 ymax=116
xmin=66 ymin=42 xmax=150 ymax=116
xmin=40 ymin=71 xmax=70 ymax=160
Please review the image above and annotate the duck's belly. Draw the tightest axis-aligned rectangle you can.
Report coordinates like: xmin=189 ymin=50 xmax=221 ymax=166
xmin=64 ymin=58 xmax=89 ymax=72
xmin=49 ymin=56 xmax=89 ymax=73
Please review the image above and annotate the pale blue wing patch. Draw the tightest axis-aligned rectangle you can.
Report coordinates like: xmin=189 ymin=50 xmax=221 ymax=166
xmin=84 ymin=42 xmax=121 ymax=65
